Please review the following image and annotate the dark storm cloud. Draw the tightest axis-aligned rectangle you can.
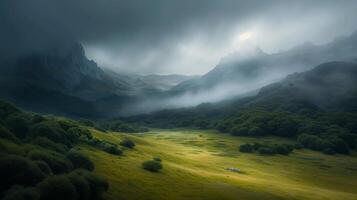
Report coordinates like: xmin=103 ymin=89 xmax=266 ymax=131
xmin=1 ymin=0 xmax=357 ymax=74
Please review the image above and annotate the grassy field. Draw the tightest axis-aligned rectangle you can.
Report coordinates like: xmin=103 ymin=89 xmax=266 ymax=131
xmin=80 ymin=129 xmax=357 ymax=200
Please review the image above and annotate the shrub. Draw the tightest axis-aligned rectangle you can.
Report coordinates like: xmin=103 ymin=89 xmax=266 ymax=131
xmin=5 ymin=115 xmax=29 ymax=139
xmin=323 ymin=148 xmax=336 ymax=155
xmin=31 ymin=114 xmax=46 ymax=124
xmin=120 ymin=139 xmax=135 ymax=148
xmin=27 ymin=150 xmax=73 ymax=174
xmin=2 ymin=186 xmax=40 ymax=200
xmin=0 ymin=100 xmax=21 ymax=119
xmin=142 ymin=160 xmax=162 ymax=172
xmin=34 ymin=160 xmax=53 ymax=175
xmin=86 ymin=138 xmax=101 ymax=147
xmin=103 ymin=145 xmax=122 ymax=155
xmin=329 ymin=137 xmax=350 ymax=154
xmin=31 ymin=137 xmax=68 ymax=153
xmin=0 ymin=124 xmax=19 ymax=143
xmin=339 ymin=133 xmax=357 ymax=149
xmin=79 ymin=119 xmax=95 ymax=127
xmin=71 ymin=170 xmax=109 ymax=199
xmin=297 ymin=134 xmax=327 ymax=150
xmin=273 ymin=144 xmax=293 ymax=155
xmin=56 ymin=119 xmax=78 ymax=131
xmin=67 ymin=150 xmax=94 ymax=171
xmin=66 ymin=127 xmax=92 ymax=143
xmin=294 ymin=143 xmax=304 ymax=149
xmin=67 ymin=172 xmax=91 ymax=200
xmin=37 ymin=175 xmax=78 ymax=200
xmin=239 ymin=144 xmax=254 ymax=153
xmin=252 ymin=142 xmax=263 ymax=150
xmin=0 ymin=155 xmax=45 ymax=192
xmin=257 ymin=147 xmax=276 ymax=155
xmin=29 ymin=121 xmax=70 ymax=146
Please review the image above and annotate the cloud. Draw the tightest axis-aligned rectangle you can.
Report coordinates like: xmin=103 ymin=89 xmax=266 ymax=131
xmin=1 ymin=0 xmax=357 ymax=74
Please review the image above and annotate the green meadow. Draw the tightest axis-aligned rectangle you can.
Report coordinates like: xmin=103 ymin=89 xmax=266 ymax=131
xmin=80 ymin=129 xmax=357 ymax=200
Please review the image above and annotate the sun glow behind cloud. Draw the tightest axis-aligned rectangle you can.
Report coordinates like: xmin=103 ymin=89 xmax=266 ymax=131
xmin=239 ymin=31 xmax=253 ymax=41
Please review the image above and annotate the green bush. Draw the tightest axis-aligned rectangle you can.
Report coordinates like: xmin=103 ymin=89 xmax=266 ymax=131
xmin=239 ymin=144 xmax=254 ymax=153
xmin=31 ymin=114 xmax=46 ymax=124
xmin=297 ymin=134 xmax=350 ymax=154
xmin=252 ymin=142 xmax=263 ymax=150
xmin=257 ymin=147 xmax=276 ymax=155
xmin=67 ymin=150 xmax=94 ymax=171
xmin=103 ymin=145 xmax=122 ymax=155
xmin=0 ymin=155 xmax=45 ymax=192
xmin=29 ymin=121 xmax=70 ymax=146
xmin=0 ymin=100 xmax=21 ymax=120
xmin=67 ymin=172 xmax=91 ymax=200
xmin=142 ymin=160 xmax=163 ymax=172
xmin=2 ymin=186 xmax=40 ymax=200
xmin=27 ymin=150 xmax=73 ymax=174
xmin=31 ymin=137 xmax=68 ymax=153
xmin=70 ymin=170 xmax=109 ymax=199
xmin=273 ymin=144 xmax=293 ymax=155
xmin=5 ymin=114 xmax=29 ymax=139
xmin=79 ymin=119 xmax=95 ymax=127
xmin=0 ymin=124 xmax=19 ymax=143
xmin=56 ymin=119 xmax=78 ymax=131
xmin=37 ymin=175 xmax=78 ymax=200
xmin=323 ymin=148 xmax=336 ymax=155
xmin=34 ymin=160 xmax=53 ymax=175
xmin=66 ymin=127 xmax=92 ymax=143
xmin=120 ymin=139 xmax=135 ymax=148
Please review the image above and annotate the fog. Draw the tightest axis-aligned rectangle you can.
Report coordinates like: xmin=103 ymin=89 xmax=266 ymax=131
xmin=1 ymin=0 xmax=357 ymax=75
xmin=1 ymin=0 xmax=357 ymax=117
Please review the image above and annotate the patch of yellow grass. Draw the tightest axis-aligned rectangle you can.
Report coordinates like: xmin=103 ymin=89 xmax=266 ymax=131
xmin=80 ymin=129 xmax=357 ymax=200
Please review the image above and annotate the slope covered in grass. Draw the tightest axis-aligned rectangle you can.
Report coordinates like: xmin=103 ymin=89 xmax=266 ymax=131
xmin=83 ymin=129 xmax=357 ymax=200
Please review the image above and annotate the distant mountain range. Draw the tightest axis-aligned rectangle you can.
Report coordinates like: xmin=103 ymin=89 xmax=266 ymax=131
xmin=127 ymin=61 xmax=357 ymax=128
xmin=0 ymin=31 xmax=356 ymax=118
xmin=171 ymin=31 xmax=357 ymax=102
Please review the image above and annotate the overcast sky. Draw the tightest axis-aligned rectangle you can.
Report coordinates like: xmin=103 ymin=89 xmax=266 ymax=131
xmin=1 ymin=0 xmax=357 ymax=75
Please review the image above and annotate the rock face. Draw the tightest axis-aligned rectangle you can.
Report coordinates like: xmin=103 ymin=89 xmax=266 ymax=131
xmin=0 ymin=42 xmax=147 ymax=118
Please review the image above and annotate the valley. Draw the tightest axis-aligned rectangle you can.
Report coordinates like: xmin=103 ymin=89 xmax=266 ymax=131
xmin=83 ymin=129 xmax=357 ymax=200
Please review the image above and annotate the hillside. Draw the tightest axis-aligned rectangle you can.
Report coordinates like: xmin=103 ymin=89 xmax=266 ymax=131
xmin=126 ymin=61 xmax=357 ymax=155
xmin=1 ymin=99 xmax=357 ymax=200
xmin=0 ymin=43 xmax=162 ymax=118
xmin=86 ymin=129 xmax=357 ymax=200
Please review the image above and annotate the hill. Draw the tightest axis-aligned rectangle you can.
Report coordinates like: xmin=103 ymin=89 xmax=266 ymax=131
xmin=126 ymin=61 xmax=357 ymax=154
xmin=0 ymin=43 xmax=162 ymax=118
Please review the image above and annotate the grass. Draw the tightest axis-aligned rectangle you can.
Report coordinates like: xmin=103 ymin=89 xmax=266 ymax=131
xmin=80 ymin=129 xmax=357 ymax=200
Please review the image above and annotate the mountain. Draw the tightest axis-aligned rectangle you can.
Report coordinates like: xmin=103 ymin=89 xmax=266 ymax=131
xmin=172 ymin=31 xmax=357 ymax=102
xmin=0 ymin=43 xmax=157 ymax=118
xmin=139 ymin=74 xmax=198 ymax=91
xmin=127 ymin=61 xmax=357 ymax=127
